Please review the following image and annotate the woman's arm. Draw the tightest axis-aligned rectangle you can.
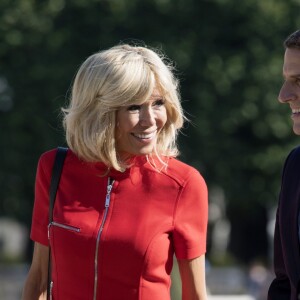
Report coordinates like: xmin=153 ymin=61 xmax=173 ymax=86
xmin=22 ymin=242 xmax=49 ymax=300
xmin=178 ymin=255 xmax=207 ymax=300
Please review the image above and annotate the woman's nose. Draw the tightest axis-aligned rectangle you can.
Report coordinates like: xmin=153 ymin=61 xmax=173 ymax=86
xmin=139 ymin=108 xmax=155 ymax=126
xmin=278 ymin=81 xmax=296 ymax=103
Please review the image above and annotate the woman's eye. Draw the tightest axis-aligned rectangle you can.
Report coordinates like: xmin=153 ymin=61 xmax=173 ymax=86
xmin=153 ymin=99 xmax=165 ymax=107
xmin=127 ymin=105 xmax=141 ymax=111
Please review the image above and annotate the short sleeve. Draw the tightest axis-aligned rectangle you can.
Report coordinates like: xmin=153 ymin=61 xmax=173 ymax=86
xmin=30 ymin=151 xmax=56 ymax=246
xmin=173 ymin=169 xmax=208 ymax=259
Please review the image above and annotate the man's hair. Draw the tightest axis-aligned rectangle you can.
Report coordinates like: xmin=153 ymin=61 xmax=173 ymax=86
xmin=62 ymin=44 xmax=185 ymax=171
xmin=284 ymin=29 xmax=300 ymax=49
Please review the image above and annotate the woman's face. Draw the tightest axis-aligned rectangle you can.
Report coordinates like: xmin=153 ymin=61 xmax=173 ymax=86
xmin=115 ymin=89 xmax=167 ymax=160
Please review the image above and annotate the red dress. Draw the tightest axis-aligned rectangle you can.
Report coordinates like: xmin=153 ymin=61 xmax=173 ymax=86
xmin=30 ymin=149 xmax=208 ymax=300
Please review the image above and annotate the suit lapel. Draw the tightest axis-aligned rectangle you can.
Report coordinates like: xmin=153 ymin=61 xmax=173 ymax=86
xmin=280 ymin=146 xmax=300 ymax=286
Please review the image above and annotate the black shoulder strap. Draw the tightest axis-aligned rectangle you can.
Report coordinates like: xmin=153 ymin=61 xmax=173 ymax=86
xmin=47 ymin=146 xmax=68 ymax=299
xmin=48 ymin=147 xmax=68 ymax=222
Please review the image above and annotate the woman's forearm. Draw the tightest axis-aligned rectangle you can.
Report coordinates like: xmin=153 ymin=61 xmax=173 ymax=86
xmin=22 ymin=243 xmax=49 ymax=300
xmin=21 ymin=272 xmax=47 ymax=300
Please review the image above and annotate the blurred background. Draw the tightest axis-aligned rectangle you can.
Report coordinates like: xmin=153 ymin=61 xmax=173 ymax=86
xmin=1 ymin=0 xmax=300 ymax=299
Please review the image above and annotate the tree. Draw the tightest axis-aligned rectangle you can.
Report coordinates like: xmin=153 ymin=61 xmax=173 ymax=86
xmin=0 ymin=0 xmax=299 ymax=265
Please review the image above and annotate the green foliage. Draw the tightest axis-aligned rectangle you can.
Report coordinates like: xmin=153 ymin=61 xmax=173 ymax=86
xmin=1 ymin=0 xmax=300 ymax=262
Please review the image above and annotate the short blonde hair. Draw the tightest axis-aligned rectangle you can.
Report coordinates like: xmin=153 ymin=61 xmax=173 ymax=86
xmin=63 ymin=44 xmax=185 ymax=171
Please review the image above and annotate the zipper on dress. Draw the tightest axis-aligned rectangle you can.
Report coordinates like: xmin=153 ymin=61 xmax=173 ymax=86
xmin=93 ymin=177 xmax=114 ymax=300
xmin=49 ymin=281 xmax=53 ymax=300
xmin=48 ymin=222 xmax=80 ymax=239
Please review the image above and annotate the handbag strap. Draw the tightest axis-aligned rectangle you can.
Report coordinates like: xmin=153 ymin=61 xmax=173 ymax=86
xmin=47 ymin=146 xmax=68 ymax=299
xmin=48 ymin=147 xmax=68 ymax=221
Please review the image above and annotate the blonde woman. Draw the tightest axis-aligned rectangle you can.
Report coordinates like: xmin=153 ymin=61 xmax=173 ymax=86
xmin=22 ymin=44 xmax=208 ymax=300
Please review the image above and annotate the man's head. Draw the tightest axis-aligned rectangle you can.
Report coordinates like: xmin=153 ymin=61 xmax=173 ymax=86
xmin=279 ymin=30 xmax=300 ymax=135
xmin=284 ymin=30 xmax=300 ymax=49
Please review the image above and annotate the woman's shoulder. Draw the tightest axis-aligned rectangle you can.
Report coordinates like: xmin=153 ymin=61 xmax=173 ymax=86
xmin=38 ymin=148 xmax=58 ymax=167
xmin=39 ymin=148 xmax=57 ymax=159
xmin=162 ymin=157 xmax=206 ymax=187
xmin=38 ymin=147 xmax=79 ymax=168
xmin=39 ymin=148 xmax=66 ymax=162
xmin=38 ymin=148 xmax=108 ymax=175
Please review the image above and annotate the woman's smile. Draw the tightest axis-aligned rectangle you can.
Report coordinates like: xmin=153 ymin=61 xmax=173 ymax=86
xmin=131 ymin=130 xmax=157 ymax=141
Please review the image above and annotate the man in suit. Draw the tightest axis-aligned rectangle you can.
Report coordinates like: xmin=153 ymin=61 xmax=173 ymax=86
xmin=268 ymin=29 xmax=300 ymax=300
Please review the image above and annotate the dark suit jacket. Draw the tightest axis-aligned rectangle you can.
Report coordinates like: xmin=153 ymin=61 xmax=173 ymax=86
xmin=268 ymin=146 xmax=300 ymax=300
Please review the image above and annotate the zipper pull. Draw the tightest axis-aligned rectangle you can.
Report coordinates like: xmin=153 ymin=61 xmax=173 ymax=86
xmin=49 ymin=281 xmax=53 ymax=300
xmin=105 ymin=178 xmax=114 ymax=207
xmin=47 ymin=222 xmax=52 ymax=240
